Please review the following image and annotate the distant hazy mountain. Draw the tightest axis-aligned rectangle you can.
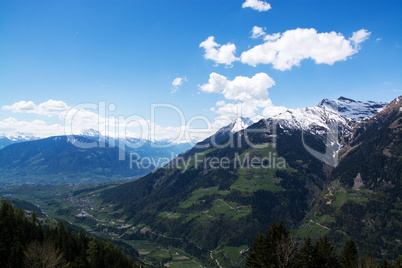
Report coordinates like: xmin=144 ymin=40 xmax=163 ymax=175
xmin=0 ymin=135 xmax=154 ymax=185
xmin=0 ymin=133 xmax=193 ymax=185
xmin=0 ymin=132 xmax=38 ymax=149
xmin=78 ymin=129 xmax=193 ymax=167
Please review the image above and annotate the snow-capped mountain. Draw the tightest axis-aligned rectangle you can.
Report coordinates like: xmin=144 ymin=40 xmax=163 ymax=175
xmin=230 ymin=117 xmax=254 ymax=133
xmin=214 ymin=117 xmax=254 ymax=136
xmin=76 ymin=129 xmax=193 ymax=167
xmin=0 ymin=132 xmax=38 ymax=141
xmin=179 ymin=117 xmax=254 ymax=159
xmin=79 ymin=128 xmax=103 ymax=138
xmin=271 ymin=105 xmax=348 ymax=132
xmin=181 ymin=97 xmax=387 ymax=161
xmin=267 ymin=97 xmax=387 ymax=133
xmin=318 ymin=96 xmax=387 ymax=121
xmin=257 ymin=96 xmax=388 ymax=167
xmin=0 ymin=132 xmax=39 ymax=149
xmin=78 ymin=128 xmax=195 ymax=146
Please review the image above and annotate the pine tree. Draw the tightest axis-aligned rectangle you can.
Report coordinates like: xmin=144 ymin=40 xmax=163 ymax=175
xmin=395 ymin=256 xmax=402 ymax=268
xmin=246 ymin=221 xmax=297 ymax=268
xmin=313 ymin=236 xmax=338 ymax=268
xmin=379 ymin=259 xmax=389 ymax=268
xmin=246 ymin=230 xmax=271 ymax=267
xmin=298 ymin=237 xmax=315 ymax=268
xmin=360 ymin=253 xmax=378 ymax=268
xmin=340 ymin=240 xmax=359 ymax=268
xmin=0 ymin=200 xmax=140 ymax=268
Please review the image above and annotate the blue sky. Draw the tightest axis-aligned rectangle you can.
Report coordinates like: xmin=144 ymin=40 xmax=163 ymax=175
xmin=0 ymin=0 xmax=401 ymax=140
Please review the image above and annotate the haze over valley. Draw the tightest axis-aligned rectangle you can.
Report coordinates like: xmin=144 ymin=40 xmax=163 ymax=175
xmin=1 ymin=0 xmax=401 ymax=267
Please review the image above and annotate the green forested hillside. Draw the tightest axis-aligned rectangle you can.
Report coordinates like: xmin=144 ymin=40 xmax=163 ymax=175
xmin=297 ymin=97 xmax=402 ymax=260
xmin=0 ymin=200 xmax=141 ymax=268
xmin=99 ymin=97 xmax=402 ymax=265
xmin=100 ymin=119 xmax=332 ymax=266
xmin=0 ymin=135 xmax=154 ymax=185
xmin=247 ymin=221 xmax=402 ymax=267
xmin=2 ymin=98 xmax=400 ymax=267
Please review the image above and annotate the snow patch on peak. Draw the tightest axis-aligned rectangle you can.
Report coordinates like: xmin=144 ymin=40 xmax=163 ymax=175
xmin=0 ymin=132 xmax=39 ymax=149
xmin=271 ymin=105 xmax=348 ymax=132
xmin=0 ymin=131 xmax=38 ymax=141
xmin=393 ymin=95 xmax=401 ymax=104
xmin=211 ymin=117 xmax=254 ymax=137
xmin=337 ymin=96 xmax=356 ymax=103
xmin=318 ymin=97 xmax=387 ymax=121
xmin=79 ymin=128 xmax=101 ymax=137
xmin=231 ymin=117 xmax=254 ymax=133
xmin=265 ymin=97 xmax=388 ymax=136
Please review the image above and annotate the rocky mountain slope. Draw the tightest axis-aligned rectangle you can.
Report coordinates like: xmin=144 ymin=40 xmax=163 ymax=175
xmin=98 ymin=96 xmax=399 ymax=266
xmin=296 ymin=96 xmax=401 ymax=259
xmin=318 ymin=96 xmax=387 ymax=121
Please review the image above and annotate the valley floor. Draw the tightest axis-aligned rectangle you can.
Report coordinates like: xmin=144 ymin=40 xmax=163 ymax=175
xmin=0 ymin=182 xmax=227 ymax=267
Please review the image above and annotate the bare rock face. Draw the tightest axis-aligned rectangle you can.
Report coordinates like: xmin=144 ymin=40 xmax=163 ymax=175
xmin=353 ymin=173 xmax=365 ymax=190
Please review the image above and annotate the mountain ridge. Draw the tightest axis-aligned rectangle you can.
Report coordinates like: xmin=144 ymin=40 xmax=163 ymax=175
xmin=98 ymin=96 xmax=400 ymax=265
xmin=296 ymin=95 xmax=402 ymax=259
xmin=0 ymin=135 xmax=155 ymax=185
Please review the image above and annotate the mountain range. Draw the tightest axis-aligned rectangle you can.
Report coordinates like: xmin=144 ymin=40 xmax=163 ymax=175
xmin=0 ymin=96 xmax=399 ymax=266
xmin=0 ymin=132 xmax=193 ymax=185
xmin=97 ymin=96 xmax=399 ymax=266
xmin=0 ymin=132 xmax=39 ymax=149
xmin=0 ymin=114 xmax=254 ymax=186
xmin=299 ymin=96 xmax=402 ymax=259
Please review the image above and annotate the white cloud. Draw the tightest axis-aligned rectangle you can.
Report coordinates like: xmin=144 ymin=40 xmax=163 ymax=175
xmin=199 ymin=36 xmax=238 ymax=67
xmin=349 ymin=29 xmax=371 ymax=48
xmin=200 ymin=72 xmax=276 ymax=120
xmin=61 ymin=108 xmax=103 ymax=134
xmin=212 ymin=100 xmax=272 ymax=120
xmin=171 ymin=76 xmax=187 ymax=94
xmin=242 ymin=0 xmax=271 ymax=12
xmin=262 ymin=105 xmax=287 ymax=118
xmin=224 ymin=73 xmax=275 ymax=102
xmin=172 ymin=77 xmax=183 ymax=87
xmin=241 ymin=28 xmax=371 ymax=70
xmin=251 ymin=26 xmax=266 ymax=39
xmin=263 ymin=32 xmax=280 ymax=41
xmin=0 ymin=114 xmax=214 ymax=144
xmin=3 ymin=99 xmax=70 ymax=117
xmin=0 ymin=100 xmax=215 ymax=144
xmin=0 ymin=117 xmax=66 ymax=138
xmin=199 ymin=73 xmax=228 ymax=93
xmin=62 ymin=107 xmax=211 ymax=143
xmin=0 ymin=100 xmax=106 ymax=137
xmin=376 ymin=37 xmax=382 ymax=42
xmin=200 ymin=72 xmax=275 ymax=102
